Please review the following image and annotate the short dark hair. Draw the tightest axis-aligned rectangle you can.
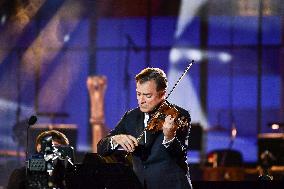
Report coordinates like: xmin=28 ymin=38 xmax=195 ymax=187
xmin=35 ymin=130 xmax=69 ymax=148
xmin=135 ymin=68 xmax=168 ymax=92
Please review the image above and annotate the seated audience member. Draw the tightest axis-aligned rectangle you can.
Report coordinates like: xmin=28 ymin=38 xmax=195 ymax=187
xmin=7 ymin=130 xmax=70 ymax=189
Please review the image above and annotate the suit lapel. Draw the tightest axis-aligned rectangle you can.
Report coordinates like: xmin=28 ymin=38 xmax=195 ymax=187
xmin=135 ymin=111 xmax=145 ymax=141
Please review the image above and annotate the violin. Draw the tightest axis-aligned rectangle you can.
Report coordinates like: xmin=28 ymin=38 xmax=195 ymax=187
xmin=147 ymin=101 xmax=189 ymax=132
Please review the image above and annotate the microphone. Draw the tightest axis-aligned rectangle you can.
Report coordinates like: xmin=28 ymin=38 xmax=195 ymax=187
xmin=28 ymin=115 xmax=37 ymax=126
xmin=125 ymin=34 xmax=140 ymax=53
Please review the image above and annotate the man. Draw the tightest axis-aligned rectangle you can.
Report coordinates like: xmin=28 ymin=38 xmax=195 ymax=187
xmin=7 ymin=130 xmax=70 ymax=189
xmin=97 ymin=68 xmax=192 ymax=189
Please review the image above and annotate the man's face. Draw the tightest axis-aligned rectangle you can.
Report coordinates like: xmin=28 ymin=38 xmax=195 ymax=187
xmin=136 ymin=80 xmax=165 ymax=113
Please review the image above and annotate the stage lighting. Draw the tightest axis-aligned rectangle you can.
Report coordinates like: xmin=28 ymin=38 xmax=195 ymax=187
xmin=268 ymin=122 xmax=284 ymax=130
xmin=1 ymin=14 xmax=6 ymax=25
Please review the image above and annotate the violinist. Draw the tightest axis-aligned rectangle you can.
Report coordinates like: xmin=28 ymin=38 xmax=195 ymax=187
xmin=97 ymin=68 xmax=192 ymax=189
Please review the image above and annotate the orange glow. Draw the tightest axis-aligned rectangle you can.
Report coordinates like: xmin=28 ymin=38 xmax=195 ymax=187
xmin=0 ymin=0 xmax=46 ymax=64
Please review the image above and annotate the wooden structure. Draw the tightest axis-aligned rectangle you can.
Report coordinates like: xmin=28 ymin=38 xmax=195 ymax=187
xmin=87 ymin=76 xmax=108 ymax=152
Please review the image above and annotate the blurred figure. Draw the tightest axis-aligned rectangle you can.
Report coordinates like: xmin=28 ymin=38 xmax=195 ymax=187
xmin=7 ymin=130 xmax=70 ymax=189
xmin=258 ymin=150 xmax=275 ymax=181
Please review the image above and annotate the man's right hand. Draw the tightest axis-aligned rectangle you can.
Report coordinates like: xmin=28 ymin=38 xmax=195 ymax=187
xmin=112 ymin=134 xmax=138 ymax=152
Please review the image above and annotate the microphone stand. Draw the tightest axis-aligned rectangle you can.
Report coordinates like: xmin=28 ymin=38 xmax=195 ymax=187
xmin=26 ymin=115 xmax=37 ymax=175
xmin=124 ymin=39 xmax=131 ymax=110
xmin=220 ymin=122 xmax=237 ymax=166
xmin=124 ymin=34 xmax=139 ymax=110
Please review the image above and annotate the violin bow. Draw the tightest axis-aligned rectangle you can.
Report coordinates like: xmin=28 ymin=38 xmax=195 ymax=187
xmin=165 ymin=59 xmax=195 ymax=100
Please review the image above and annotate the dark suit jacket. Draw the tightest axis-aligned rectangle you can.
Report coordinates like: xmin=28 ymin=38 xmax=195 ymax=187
xmin=7 ymin=166 xmax=26 ymax=189
xmin=97 ymin=104 xmax=192 ymax=189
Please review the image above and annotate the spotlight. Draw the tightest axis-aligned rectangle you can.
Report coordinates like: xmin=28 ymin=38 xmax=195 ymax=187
xmin=1 ymin=14 xmax=7 ymax=25
xmin=218 ymin=52 xmax=232 ymax=63
xmin=268 ymin=122 xmax=284 ymax=130
xmin=63 ymin=34 xmax=70 ymax=43
xmin=271 ymin=124 xmax=279 ymax=130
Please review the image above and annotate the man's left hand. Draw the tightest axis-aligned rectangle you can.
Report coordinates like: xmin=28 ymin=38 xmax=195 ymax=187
xmin=162 ymin=115 xmax=177 ymax=142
